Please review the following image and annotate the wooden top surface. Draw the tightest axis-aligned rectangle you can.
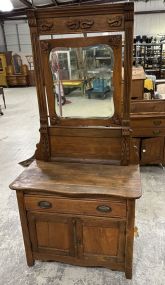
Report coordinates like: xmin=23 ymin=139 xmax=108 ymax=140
xmin=10 ymin=160 xmax=142 ymax=199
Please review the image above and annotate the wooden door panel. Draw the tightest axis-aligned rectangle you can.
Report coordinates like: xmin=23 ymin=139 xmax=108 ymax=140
xmin=83 ymin=226 xmax=119 ymax=256
xmin=36 ymin=221 xmax=70 ymax=250
xmin=27 ymin=212 xmax=75 ymax=256
xmin=78 ymin=218 xmax=126 ymax=262
xmin=141 ymin=137 xmax=164 ymax=164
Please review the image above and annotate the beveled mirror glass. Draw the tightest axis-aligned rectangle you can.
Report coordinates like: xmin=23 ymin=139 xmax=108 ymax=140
xmin=49 ymin=44 xmax=114 ymax=118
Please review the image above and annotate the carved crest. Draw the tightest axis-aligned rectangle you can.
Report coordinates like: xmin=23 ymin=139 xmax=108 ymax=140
xmin=40 ymin=22 xmax=54 ymax=32
xmin=40 ymin=41 xmax=49 ymax=53
xmin=66 ymin=19 xmax=94 ymax=30
xmin=108 ymin=16 xmax=122 ymax=28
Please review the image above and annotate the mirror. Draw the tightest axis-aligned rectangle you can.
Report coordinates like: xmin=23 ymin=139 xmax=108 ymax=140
xmin=49 ymin=44 xmax=114 ymax=118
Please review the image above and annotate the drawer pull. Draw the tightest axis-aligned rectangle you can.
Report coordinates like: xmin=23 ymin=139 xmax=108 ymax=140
xmin=38 ymin=201 xmax=52 ymax=209
xmin=153 ymin=130 xmax=161 ymax=135
xmin=96 ymin=205 xmax=112 ymax=213
xmin=153 ymin=120 xmax=162 ymax=126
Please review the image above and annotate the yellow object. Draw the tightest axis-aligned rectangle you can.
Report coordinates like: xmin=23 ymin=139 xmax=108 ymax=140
xmin=134 ymin=226 xmax=139 ymax=238
xmin=62 ymin=80 xmax=83 ymax=86
xmin=144 ymin=78 xmax=154 ymax=91
xmin=0 ymin=53 xmax=7 ymax=86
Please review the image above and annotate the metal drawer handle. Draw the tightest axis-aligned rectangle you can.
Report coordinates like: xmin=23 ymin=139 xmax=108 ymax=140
xmin=153 ymin=130 xmax=161 ymax=135
xmin=38 ymin=201 xmax=52 ymax=209
xmin=153 ymin=120 xmax=162 ymax=126
xmin=96 ymin=205 xmax=112 ymax=213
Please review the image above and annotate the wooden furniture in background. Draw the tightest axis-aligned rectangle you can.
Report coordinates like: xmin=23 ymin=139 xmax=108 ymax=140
xmin=6 ymin=59 xmax=29 ymax=87
xmin=122 ymin=66 xmax=146 ymax=100
xmin=10 ymin=2 xmax=141 ymax=279
xmin=130 ymin=99 xmax=165 ymax=165
xmin=0 ymin=53 xmax=7 ymax=87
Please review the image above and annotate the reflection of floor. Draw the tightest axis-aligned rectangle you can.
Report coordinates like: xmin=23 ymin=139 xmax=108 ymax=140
xmin=56 ymin=89 xmax=114 ymax=118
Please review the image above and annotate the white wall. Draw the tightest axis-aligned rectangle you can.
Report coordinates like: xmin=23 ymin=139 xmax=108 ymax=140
xmin=134 ymin=13 xmax=165 ymax=37
xmin=4 ymin=20 xmax=32 ymax=53
xmin=134 ymin=1 xmax=165 ymax=37
xmin=0 ymin=24 xmax=5 ymax=52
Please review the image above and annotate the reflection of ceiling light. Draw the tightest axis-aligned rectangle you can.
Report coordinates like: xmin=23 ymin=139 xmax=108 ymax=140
xmin=0 ymin=0 xmax=14 ymax=12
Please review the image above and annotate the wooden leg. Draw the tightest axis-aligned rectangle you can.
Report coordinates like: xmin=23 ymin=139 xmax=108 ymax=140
xmin=16 ymin=191 xmax=35 ymax=266
xmin=125 ymin=199 xmax=135 ymax=280
xmin=125 ymin=268 xmax=132 ymax=279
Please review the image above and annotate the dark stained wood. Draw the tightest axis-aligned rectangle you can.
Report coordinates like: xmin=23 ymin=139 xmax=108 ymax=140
xmin=130 ymin=138 xmax=140 ymax=164
xmin=24 ymin=195 xmax=127 ymax=218
xmin=33 ymin=251 xmax=125 ymax=271
xmin=16 ymin=191 xmax=34 ymax=266
xmin=10 ymin=160 xmax=141 ymax=199
xmin=27 ymin=212 xmax=75 ymax=257
xmin=131 ymin=100 xmax=165 ymax=114
xmin=50 ymin=136 xmax=122 ymax=161
xmin=125 ymin=199 xmax=135 ymax=279
xmin=79 ymin=217 xmax=126 ymax=262
xmin=10 ymin=2 xmax=141 ymax=280
xmin=26 ymin=2 xmax=134 ymax=163
xmin=140 ymin=137 xmax=165 ymax=165
xmin=130 ymin=99 xmax=165 ymax=165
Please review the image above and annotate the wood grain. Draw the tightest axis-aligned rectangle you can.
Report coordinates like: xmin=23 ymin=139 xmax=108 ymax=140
xmin=10 ymin=160 xmax=141 ymax=199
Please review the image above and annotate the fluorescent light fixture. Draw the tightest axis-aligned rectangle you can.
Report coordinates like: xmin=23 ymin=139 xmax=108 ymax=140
xmin=0 ymin=0 xmax=14 ymax=12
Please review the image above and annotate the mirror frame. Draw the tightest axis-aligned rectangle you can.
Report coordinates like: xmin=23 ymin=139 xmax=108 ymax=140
xmin=40 ymin=35 xmax=122 ymax=127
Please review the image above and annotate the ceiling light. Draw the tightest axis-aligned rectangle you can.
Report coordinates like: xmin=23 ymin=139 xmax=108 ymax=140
xmin=0 ymin=0 xmax=14 ymax=12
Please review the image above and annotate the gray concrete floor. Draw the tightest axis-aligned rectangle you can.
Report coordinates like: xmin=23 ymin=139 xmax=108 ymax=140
xmin=0 ymin=87 xmax=165 ymax=285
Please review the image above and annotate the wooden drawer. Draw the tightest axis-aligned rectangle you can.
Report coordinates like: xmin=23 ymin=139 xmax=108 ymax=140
xmin=131 ymin=118 xmax=165 ymax=128
xmin=25 ymin=195 xmax=126 ymax=219
xmin=132 ymin=128 xmax=165 ymax=137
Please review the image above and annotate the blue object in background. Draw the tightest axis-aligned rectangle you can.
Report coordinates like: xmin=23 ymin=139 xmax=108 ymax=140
xmin=86 ymin=78 xmax=110 ymax=99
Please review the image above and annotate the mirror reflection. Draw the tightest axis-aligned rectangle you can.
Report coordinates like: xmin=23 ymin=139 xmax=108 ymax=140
xmin=49 ymin=44 xmax=114 ymax=118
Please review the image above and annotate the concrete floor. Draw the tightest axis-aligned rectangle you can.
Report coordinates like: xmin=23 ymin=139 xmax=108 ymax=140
xmin=0 ymin=87 xmax=165 ymax=285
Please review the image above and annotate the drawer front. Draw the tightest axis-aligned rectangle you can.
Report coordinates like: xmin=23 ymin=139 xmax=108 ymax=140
xmin=131 ymin=118 xmax=165 ymax=128
xmin=132 ymin=128 xmax=165 ymax=137
xmin=25 ymin=195 xmax=126 ymax=219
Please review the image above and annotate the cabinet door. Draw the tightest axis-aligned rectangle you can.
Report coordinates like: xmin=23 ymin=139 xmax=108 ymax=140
xmin=141 ymin=137 xmax=164 ymax=164
xmin=130 ymin=138 xmax=140 ymax=164
xmin=27 ymin=212 xmax=75 ymax=257
xmin=76 ymin=217 xmax=126 ymax=263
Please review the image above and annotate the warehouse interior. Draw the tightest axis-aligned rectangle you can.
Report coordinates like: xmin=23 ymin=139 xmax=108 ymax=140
xmin=0 ymin=1 xmax=165 ymax=285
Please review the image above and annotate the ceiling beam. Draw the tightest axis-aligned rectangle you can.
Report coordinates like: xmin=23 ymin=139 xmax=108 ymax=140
xmin=51 ymin=0 xmax=58 ymax=5
xmin=19 ymin=0 xmax=33 ymax=8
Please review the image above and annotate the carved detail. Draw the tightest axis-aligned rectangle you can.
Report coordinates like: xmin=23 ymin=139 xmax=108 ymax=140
xmin=122 ymin=128 xmax=130 ymax=136
xmin=50 ymin=115 xmax=61 ymax=125
xmin=40 ymin=41 xmax=49 ymax=53
xmin=39 ymin=126 xmax=50 ymax=160
xmin=66 ymin=19 xmax=94 ymax=30
xmin=112 ymin=114 xmax=121 ymax=125
xmin=108 ymin=35 xmax=121 ymax=47
xmin=27 ymin=10 xmax=36 ymax=27
xmin=121 ymin=136 xmax=130 ymax=165
xmin=108 ymin=16 xmax=122 ymax=28
xmin=40 ymin=22 xmax=54 ymax=32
